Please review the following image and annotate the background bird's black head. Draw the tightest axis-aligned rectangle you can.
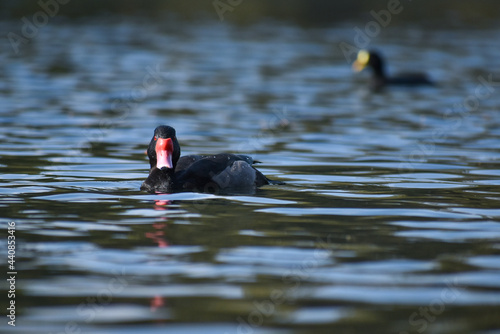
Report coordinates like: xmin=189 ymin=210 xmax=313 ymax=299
xmin=353 ymin=49 xmax=386 ymax=78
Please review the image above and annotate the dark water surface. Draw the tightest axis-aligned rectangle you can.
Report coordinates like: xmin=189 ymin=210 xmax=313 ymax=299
xmin=1 ymin=18 xmax=500 ymax=334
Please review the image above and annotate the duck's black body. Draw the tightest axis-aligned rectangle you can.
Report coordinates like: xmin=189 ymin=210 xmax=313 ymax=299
xmin=353 ymin=49 xmax=434 ymax=90
xmin=141 ymin=125 xmax=274 ymax=193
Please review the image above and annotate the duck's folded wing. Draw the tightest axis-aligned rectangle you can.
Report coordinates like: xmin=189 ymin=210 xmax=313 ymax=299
xmin=176 ymin=154 xmax=268 ymax=190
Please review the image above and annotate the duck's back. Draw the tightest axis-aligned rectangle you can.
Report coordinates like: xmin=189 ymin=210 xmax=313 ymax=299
xmin=174 ymin=154 xmax=269 ymax=191
xmin=388 ymin=72 xmax=434 ymax=86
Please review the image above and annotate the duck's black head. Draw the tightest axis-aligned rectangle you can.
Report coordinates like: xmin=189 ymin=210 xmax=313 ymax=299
xmin=352 ymin=49 xmax=386 ymax=79
xmin=146 ymin=125 xmax=181 ymax=171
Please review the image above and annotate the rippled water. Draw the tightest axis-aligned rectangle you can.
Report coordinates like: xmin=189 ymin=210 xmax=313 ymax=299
xmin=1 ymin=18 xmax=500 ymax=334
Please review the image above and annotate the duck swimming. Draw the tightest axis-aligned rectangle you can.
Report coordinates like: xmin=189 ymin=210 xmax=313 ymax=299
xmin=352 ymin=49 xmax=434 ymax=90
xmin=141 ymin=125 xmax=278 ymax=193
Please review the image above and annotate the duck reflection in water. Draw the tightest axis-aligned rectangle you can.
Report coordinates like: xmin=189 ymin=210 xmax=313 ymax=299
xmin=144 ymin=199 xmax=172 ymax=313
